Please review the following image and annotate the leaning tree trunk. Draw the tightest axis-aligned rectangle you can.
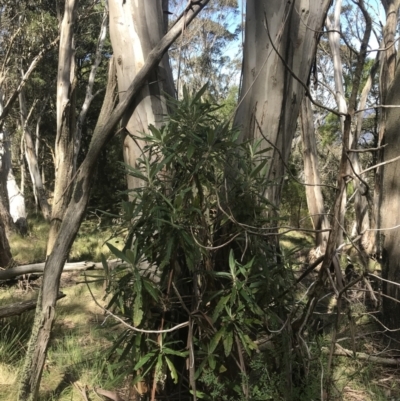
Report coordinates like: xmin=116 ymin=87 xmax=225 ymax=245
xmin=46 ymin=0 xmax=77 ymax=255
xmin=234 ymin=0 xmax=331 ymax=208
xmin=300 ymin=96 xmax=329 ymax=253
xmin=109 ymin=0 xmax=175 ymax=191
xmin=17 ymin=4 xmax=209 ymax=400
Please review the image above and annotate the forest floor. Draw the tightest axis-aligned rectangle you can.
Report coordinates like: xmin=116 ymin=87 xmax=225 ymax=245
xmin=0 ymin=224 xmax=400 ymax=400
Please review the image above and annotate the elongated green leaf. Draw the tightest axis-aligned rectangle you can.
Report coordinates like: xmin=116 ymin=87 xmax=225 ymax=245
xmin=106 ymin=243 xmax=130 ymax=264
xmin=212 ymin=294 xmax=230 ymax=322
xmin=133 ymin=295 xmax=143 ymax=326
xmin=163 ymin=348 xmax=189 ymax=358
xmin=208 ymin=354 xmax=216 ymax=370
xmin=133 ymin=352 xmax=156 ymax=370
xmin=209 ymin=327 xmax=225 ymax=354
xmin=126 ymin=249 xmax=137 ymax=266
xmin=187 ymin=144 xmax=195 ymax=160
xmin=190 ymin=390 xmax=208 ymax=399
xmin=150 ymin=153 xmax=175 ymax=179
xmin=223 ymin=330 xmax=233 ymax=357
xmin=165 ymin=356 xmax=178 ymax=384
xmin=192 ymin=83 xmax=208 ymax=104
xmin=250 ymin=159 xmax=268 ymax=179
xmin=143 ymin=279 xmax=159 ymax=302
xmin=228 ymin=250 xmax=236 ymax=279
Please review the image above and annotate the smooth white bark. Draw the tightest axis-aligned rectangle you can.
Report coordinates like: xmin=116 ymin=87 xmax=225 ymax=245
xmin=109 ymin=0 xmax=175 ymax=191
xmin=234 ymin=0 xmax=331 ymax=207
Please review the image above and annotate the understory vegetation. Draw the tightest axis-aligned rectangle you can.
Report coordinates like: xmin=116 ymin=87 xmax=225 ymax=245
xmin=0 ymin=90 xmax=398 ymax=401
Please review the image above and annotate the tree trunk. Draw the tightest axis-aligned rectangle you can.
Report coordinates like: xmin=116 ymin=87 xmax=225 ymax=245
xmin=3 ymin=125 xmax=27 ymax=235
xmin=0 ymin=87 xmax=26 ymax=234
xmin=300 ymin=96 xmax=329 ymax=252
xmin=379 ymin=61 xmax=400 ymax=332
xmin=325 ymin=0 xmax=348 ymax=246
xmin=0 ymin=133 xmax=14 ymax=234
xmin=17 ymin=4 xmax=209 ymax=399
xmin=352 ymin=58 xmax=379 ymax=255
xmin=0 ymin=217 xmax=12 ymax=268
xmin=233 ymin=0 xmax=331 ymax=208
xmin=46 ymin=0 xmax=78 ymax=255
xmin=18 ymin=87 xmax=51 ymax=221
xmin=109 ymin=0 xmax=175 ymax=191
xmin=74 ymin=5 xmax=109 ymax=171
xmin=374 ymin=0 xmax=400 ymax=256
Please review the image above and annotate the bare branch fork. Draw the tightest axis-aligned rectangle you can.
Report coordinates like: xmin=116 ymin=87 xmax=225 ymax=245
xmin=0 ymin=37 xmax=60 ymax=131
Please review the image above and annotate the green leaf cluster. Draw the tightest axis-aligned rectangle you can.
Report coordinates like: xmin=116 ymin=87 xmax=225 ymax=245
xmin=103 ymin=86 xmax=295 ymax=399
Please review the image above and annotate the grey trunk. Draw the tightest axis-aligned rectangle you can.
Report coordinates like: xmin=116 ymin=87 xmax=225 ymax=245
xmin=300 ymin=96 xmax=329 ymax=252
xmin=234 ymin=0 xmax=331 ymax=208
xmin=109 ymin=0 xmax=175 ymax=191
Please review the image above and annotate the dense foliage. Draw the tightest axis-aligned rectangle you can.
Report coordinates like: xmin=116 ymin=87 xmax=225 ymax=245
xmin=102 ymin=89 xmax=320 ymax=399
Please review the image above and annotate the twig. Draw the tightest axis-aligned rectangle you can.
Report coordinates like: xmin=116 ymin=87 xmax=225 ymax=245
xmin=84 ymin=273 xmax=189 ymax=334
xmin=263 ymin=12 xmax=345 ymax=118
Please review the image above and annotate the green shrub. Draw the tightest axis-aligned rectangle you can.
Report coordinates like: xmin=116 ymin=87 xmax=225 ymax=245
xmin=104 ymin=86 xmax=304 ymax=400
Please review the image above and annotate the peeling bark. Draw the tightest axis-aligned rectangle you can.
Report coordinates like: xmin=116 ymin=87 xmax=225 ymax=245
xmin=46 ymin=0 xmax=78 ymax=255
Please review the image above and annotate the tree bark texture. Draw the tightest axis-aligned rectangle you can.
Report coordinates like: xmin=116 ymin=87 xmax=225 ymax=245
xmin=17 ymin=3 xmax=210 ymax=399
xmin=233 ymin=0 xmax=331 ymax=207
xmin=109 ymin=0 xmax=175 ymax=191
xmin=46 ymin=0 xmax=78 ymax=256
xmin=374 ymin=0 xmax=400 ymax=256
xmin=379 ymin=62 xmax=400 ymax=332
xmin=0 ymin=217 xmax=12 ymax=267
xmin=300 ymin=96 xmax=329 ymax=252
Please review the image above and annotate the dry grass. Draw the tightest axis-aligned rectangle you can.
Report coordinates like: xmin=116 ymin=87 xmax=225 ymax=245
xmin=9 ymin=215 xmax=124 ymax=265
xmin=0 ymin=271 xmax=126 ymax=401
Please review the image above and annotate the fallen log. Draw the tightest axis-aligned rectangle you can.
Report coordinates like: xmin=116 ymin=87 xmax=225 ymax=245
xmin=322 ymin=344 xmax=400 ymax=366
xmin=0 ymin=259 xmax=120 ymax=281
xmin=0 ymin=292 xmax=66 ymax=318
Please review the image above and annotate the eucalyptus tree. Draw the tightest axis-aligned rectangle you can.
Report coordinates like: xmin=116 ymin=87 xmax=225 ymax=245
xmin=169 ymin=0 xmax=241 ymax=101
xmin=377 ymin=0 xmax=400 ymax=332
xmin=300 ymin=96 xmax=330 ymax=252
xmin=17 ymin=3 xmax=211 ymax=399
xmin=47 ymin=1 xmax=110 ymax=254
xmin=325 ymin=0 xmax=373 ymax=249
xmin=234 ymin=0 xmax=331 ymax=208
xmin=109 ymin=0 xmax=175 ymax=191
